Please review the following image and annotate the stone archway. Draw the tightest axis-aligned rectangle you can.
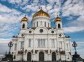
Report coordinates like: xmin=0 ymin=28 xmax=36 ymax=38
xmin=27 ymin=52 xmax=31 ymax=61
xmin=52 ymin=52 xmax=56 ymax=61
xmin=39 ymin=52 xmax=44 ymax=61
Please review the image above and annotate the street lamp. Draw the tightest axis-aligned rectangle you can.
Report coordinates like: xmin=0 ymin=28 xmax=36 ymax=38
xmin=72 ymin=41 xmax=77 ymax=54
xmin=8 ymin=41 xmax=13 ymax=54
xmin=72 ymin=41 xmax=77 ymax=62
xmin=8 ymin=41 xmax=13 ymax=62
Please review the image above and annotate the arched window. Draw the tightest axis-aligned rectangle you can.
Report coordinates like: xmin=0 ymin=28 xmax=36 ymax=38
xmin=41 ymin=21 xmax=42 ymax=25
xmin=45 ymin=22 xmax=46 ymax=27
xmin=48 ymin=23 xmax=49 ymax=27
xmin=22 ymin=23 xmax=25 ymax=28
xmin=37 ymin=22 xmax=38 ymax=27
xmin=58 ymin=24 xmax=61 ymax=28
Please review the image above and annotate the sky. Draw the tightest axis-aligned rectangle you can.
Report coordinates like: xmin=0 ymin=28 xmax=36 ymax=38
xmin=0 ymin=0 xmax=84 ymax=58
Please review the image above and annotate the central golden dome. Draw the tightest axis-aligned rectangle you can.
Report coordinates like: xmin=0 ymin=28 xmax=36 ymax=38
xmin=33 ymin=9 xmax=50 ymax=18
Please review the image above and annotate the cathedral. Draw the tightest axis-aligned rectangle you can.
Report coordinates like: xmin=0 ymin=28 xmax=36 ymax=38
xmin=11 ymin=8 xmax=72 ymax=62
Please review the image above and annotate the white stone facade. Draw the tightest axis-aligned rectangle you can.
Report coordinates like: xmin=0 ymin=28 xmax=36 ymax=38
xmin=11 ymin=9 xmax=72 ymax=62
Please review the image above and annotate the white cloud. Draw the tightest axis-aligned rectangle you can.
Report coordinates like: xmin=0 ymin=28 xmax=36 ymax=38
xmin=64 ymin=26 xmax=84 ymax=33
xmin=0 ymin=39 xmax=11 ymax=43
xmin=8 ymin=0 xmax=22 ymax=4
xmin=0 ymin=4 xmax=12 ymax=13
xmin=0 ymin=0 xmax=83 ymax=34
xmin=71 ymin=16 xmax=84 ymax=26
xmin=0 ymin=4 xmax=28 ymax=39
xmin=62 ymin=0 xmax=84 ymax=16
xmin=64 ymin=15 xmax=84 ymax=33
xmin=62 ymin=0 xmax=84 ymax=33
xmin=0 ymin=4 xmax=25 ymax=23
xmin=0 ymin=22 xmax=21 ymax=38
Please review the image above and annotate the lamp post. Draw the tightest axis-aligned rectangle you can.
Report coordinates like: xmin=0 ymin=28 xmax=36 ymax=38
xmin=8 ymin=41 xmax=13 ymax=62
xmin=72 ymin=41 xmax=77 ymax=62
xmin=8 ymin=41 xmax=13 ymax=54
xmin=72 ymin=41 xmax=77 ymax=53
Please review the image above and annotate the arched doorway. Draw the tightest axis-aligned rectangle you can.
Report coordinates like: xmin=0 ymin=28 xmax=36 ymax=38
xmin=27 ymin=52 xmax=31 ymax=61
xmin=39 ymin=52 xmax=44 ymax=61
xmin=52 ymin=52 xmax=56 ymax=61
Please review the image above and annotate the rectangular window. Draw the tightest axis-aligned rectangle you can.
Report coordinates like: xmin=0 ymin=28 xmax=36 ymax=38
xmin=21 ymin=41 xmax=24 ymax=49
xmin=38 ymin=39 xmax=40 ymax=47
xmin=51 ymin=39 xmax=55 ymax=48
xmin=59 ymin=41 xmax=62 ymax=48
xmin=48 ymin=23 xmax=49 ymax=27
xmin=67 ymin=43 xmax=68 ymax=49
xmin=37 ymin=22 xmax=38 ymax=27
xmin=38 ymin=39 xmax=45 ymax=48
xmin=14 ymin=43 xmax=17 ymax=50
xmin=28 ymin=39 xmax=31 ymax=47
xmin=45 ymin=22 xmax=46 ymax=27
xmin=42 ymin=39 xmax=45 ymax=47
xmin=60 ymin=41 xmax=62 ymax=48
xmin=41 ymin=21 xmax=42 ymax=25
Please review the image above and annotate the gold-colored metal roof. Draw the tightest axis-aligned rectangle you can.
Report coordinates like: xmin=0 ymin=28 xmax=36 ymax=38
xmin=55 ymin=16 xmax=61 ymax=22
xmin=21 ymin=16 xmax=28 ymax=22
xmin=33 ymin=9 xmax=50 ymax=18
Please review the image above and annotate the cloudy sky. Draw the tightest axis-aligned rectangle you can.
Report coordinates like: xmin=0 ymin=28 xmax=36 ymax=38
xmin=0 ymin=0 xmax=84 ymax=58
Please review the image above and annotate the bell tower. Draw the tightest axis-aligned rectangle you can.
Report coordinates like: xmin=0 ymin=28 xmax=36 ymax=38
xmin=21 ymin=15 xmax=28 ymax=29
xmin=55 ymin=16 xmax=62 ymax=29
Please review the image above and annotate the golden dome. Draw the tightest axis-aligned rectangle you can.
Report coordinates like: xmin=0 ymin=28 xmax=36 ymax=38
xmin=33 ymin=9 xmax=50 ymax=18
xmin=55 ymin=16 xmax=61 ymax=22
xmin=21 ymin=16 xmax=28 ymax=22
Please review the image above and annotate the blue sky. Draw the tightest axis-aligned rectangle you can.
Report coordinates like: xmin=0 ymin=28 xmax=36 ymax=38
xmin=0 ymin=0 xmax=84 ymax=58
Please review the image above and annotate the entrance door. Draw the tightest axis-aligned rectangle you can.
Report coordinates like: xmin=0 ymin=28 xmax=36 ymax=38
xmin=27 ymin=52 xmax=31 ymax=61
xmin=52 ymin=52 xmax=56 ymax=61
xmin=39 ymin=52 xmax=44 ymax=61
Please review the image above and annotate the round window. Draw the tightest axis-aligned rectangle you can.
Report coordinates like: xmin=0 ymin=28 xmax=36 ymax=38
xmin=59 ymin=34 xmax=62 ymax=37
xmin=51 ymin=31 xmax=54 ymax=33
xmin=21 ymin=34 xmax=24 ymax=36
xmin=39 ymin=29 xmax=43 ymax=33
xmin=29 ymin=31 xmax=32 ymax=33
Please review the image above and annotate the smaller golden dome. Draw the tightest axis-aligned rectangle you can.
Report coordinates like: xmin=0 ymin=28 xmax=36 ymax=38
xmin=55 ymin=16 xmax=61 ymax=22
xmin=33 ymin=9 xmax=50 ymax=18
xmin=21 ymin=16 xmax=28 ymax=22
